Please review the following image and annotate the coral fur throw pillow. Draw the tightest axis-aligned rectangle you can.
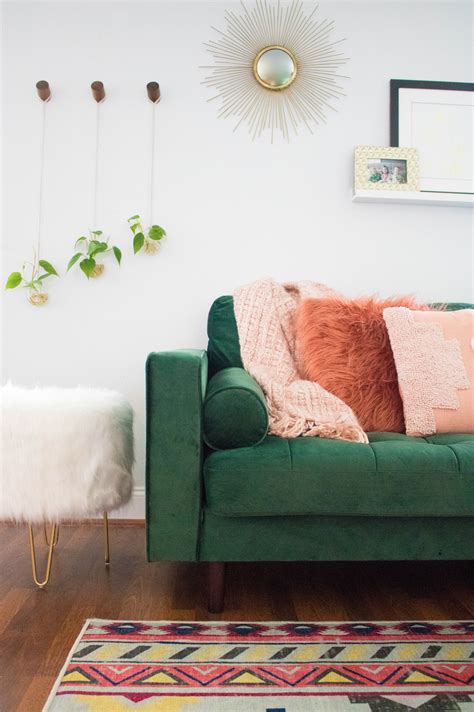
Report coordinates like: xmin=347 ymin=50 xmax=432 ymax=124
xmin=295 ymin=295 xmax=428 ymax=432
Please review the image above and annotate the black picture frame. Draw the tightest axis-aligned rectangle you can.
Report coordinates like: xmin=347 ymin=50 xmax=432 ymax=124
xmin=390 ymin=79 xmax=474 ymax=147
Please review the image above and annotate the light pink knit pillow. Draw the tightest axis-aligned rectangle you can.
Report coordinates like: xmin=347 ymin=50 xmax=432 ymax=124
xmin=383 ymin=307 xmax=474 ymax=436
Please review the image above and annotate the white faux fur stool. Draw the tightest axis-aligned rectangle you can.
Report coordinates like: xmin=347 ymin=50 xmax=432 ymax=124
xmin=1 ymin=384 xmax=134 ymax=587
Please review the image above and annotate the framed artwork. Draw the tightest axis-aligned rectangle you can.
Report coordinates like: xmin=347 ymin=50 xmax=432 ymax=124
xmin=354 ymin=146 xmax=419 ymax=192
xmin=390 ymin=80 xmax=474 ymax=194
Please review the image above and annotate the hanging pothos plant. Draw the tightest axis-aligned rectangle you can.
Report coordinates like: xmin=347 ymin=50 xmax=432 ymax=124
xmin=67 ymin=230 xmax=122 ymax=279
xmin=128 ymin=215 xmax=166 ymax=255
xmin=5 ymin=253 xmax=59 ymax=306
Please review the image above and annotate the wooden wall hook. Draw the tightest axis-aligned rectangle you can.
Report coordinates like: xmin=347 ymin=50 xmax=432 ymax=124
xmin=147 ymin=82 xmax=161 ymax=103
xmin=36 ymin=80 xmax=51 ymax=102
xmin=91 ymin=81 xmax=106 ymax=103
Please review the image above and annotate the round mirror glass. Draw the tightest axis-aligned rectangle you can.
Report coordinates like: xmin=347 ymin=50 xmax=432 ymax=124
xmin=254 ymin=47 xmax=296 ymax=90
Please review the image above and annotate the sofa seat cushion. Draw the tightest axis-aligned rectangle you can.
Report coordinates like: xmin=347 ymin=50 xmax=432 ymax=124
xmin=203 ymin=433 xmax=474 ymax=517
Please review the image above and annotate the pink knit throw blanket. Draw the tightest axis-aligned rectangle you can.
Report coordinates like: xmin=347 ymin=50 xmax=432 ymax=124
xmin=233 ymin=279 xmax=368 ymax=443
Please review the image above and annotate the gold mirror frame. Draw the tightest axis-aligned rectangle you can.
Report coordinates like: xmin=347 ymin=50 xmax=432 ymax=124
xmin=202 ymin=0 xmax=349 ymax=142
xmin=253 ymin=45 xmax=297 ymax=91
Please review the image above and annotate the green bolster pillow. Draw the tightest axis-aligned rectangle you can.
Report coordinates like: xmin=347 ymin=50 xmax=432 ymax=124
xmin=203 ymin=367 xmax=268 ymax=450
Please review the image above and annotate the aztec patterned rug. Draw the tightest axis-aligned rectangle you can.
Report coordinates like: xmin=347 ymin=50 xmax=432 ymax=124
xmin=44 ymin=620 xmax=474 ymax=711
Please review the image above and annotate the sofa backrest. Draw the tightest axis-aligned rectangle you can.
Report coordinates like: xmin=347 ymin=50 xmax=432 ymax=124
xmin=207 ymin=296 xmax=242 ymax=377
xmin=207 ymin=296 xmax=473 ymax=377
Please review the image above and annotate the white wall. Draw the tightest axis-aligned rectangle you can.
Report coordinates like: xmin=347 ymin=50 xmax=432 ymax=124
xmin=2 ymin=1 xmax=473 ymax=516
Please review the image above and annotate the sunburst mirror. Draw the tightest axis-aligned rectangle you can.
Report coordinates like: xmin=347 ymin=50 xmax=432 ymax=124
xmin=201 ymin=0 xmax=349 ymax=142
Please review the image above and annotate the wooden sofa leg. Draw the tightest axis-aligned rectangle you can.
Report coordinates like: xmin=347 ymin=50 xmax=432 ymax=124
xmin=208 ymin=562 xmax=226 ymax=613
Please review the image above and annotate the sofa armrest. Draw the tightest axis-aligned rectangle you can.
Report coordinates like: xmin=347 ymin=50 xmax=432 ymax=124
xmin=146 ymin=349 xmax=208 ymax=561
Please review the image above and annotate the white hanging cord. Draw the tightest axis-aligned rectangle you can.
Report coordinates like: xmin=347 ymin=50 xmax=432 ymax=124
xmin=92 ymin=101 xmax=101 ymax=229
xmin=149 ymin=101 xmax=156 ymax=227
xmin=36 ymin=100 xmax=47 ymax=265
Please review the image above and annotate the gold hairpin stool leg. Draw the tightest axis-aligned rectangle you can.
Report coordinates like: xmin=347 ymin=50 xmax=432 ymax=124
xmin=28 ymin=523 xmax=58 ymax=589
xmin=43 ymin=523 xmax=59 ymax=548
xmin=104 ymin=512 xmax=110 ymax=566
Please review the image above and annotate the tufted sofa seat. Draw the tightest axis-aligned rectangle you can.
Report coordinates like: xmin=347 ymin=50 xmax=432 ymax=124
xmin=204 ymin=433 xmax=474 ymax=518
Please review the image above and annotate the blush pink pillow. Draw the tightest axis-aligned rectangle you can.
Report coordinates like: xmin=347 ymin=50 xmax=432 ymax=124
xmin=383 ymin=307 xmax=474 ymax=436
xmin=295 ymin=295 xmax=428 ymax=433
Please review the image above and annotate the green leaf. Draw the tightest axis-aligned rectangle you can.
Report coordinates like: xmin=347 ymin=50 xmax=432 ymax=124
xmin=67 ymin=253 xmax=83 ymax=271
xmin=133 ymin=232 xmax=145 ymax=254
xmin=38 ymin=259 xmax=59 ymax=276
xmin=149 ymin=225 xmax=166 ymax=241
xmin=88 ymin=240 xmax=108 ymax=256
xmin=38 ymin=273 xmax=52 ymax=281
xmin=91 ymin=230 xmax=103 ymax=236
xmin=113 ymin=246 xmax=122 ymax=265
xmin=5 ymin=271 xmax=22 ymax=289
xmin=128 ymin=215 xmax=140 ymax=221
xmin=75 ymin=236 xmax=87 ymax=249
xmin=130 ymin=223 xmax=140 ymax=233
xmin=79 ymin=257 xmax=96 ymax=279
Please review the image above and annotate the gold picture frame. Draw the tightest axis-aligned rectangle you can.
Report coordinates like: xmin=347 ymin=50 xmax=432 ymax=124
xmin=354 ymin=146 xmax=419 ymax=191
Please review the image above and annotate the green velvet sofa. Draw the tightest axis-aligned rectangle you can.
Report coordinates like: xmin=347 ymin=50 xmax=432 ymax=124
xmin=146 ymin=297 xmax=474 ymax=611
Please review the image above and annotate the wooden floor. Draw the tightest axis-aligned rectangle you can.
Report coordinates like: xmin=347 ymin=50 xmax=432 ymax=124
xmin=1 ymin=523 xmax=473 ymax=711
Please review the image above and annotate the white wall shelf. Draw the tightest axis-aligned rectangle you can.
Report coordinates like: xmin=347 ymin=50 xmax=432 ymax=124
xmin=353 ymin=189 xmax=473 ymax=207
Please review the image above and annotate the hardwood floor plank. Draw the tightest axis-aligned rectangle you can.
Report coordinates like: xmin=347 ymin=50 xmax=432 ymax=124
xmin=0 ymin=588 xmax=33 ymax=636
xmin=17 ymin=675 xmax=55 ymax=712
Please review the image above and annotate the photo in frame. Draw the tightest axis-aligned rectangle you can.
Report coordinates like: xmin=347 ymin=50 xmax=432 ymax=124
xmin=354 ymin=146 xmax=419 ymax=192
xmin=390 ymin=80 xmax=474 ymax=194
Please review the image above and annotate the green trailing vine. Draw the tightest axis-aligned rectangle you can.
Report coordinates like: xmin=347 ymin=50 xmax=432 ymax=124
xmin=67 ymin=229 xmax=122 ymax=279
xmin=128 ymin=215 xmax=166 ymax=254
xmin=5 ymin=253 xmax=59 ymax=305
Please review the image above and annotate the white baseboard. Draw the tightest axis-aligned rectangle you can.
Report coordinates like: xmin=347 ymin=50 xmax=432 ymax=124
xmin=109 ymin=486 xmax=145 ymax=520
